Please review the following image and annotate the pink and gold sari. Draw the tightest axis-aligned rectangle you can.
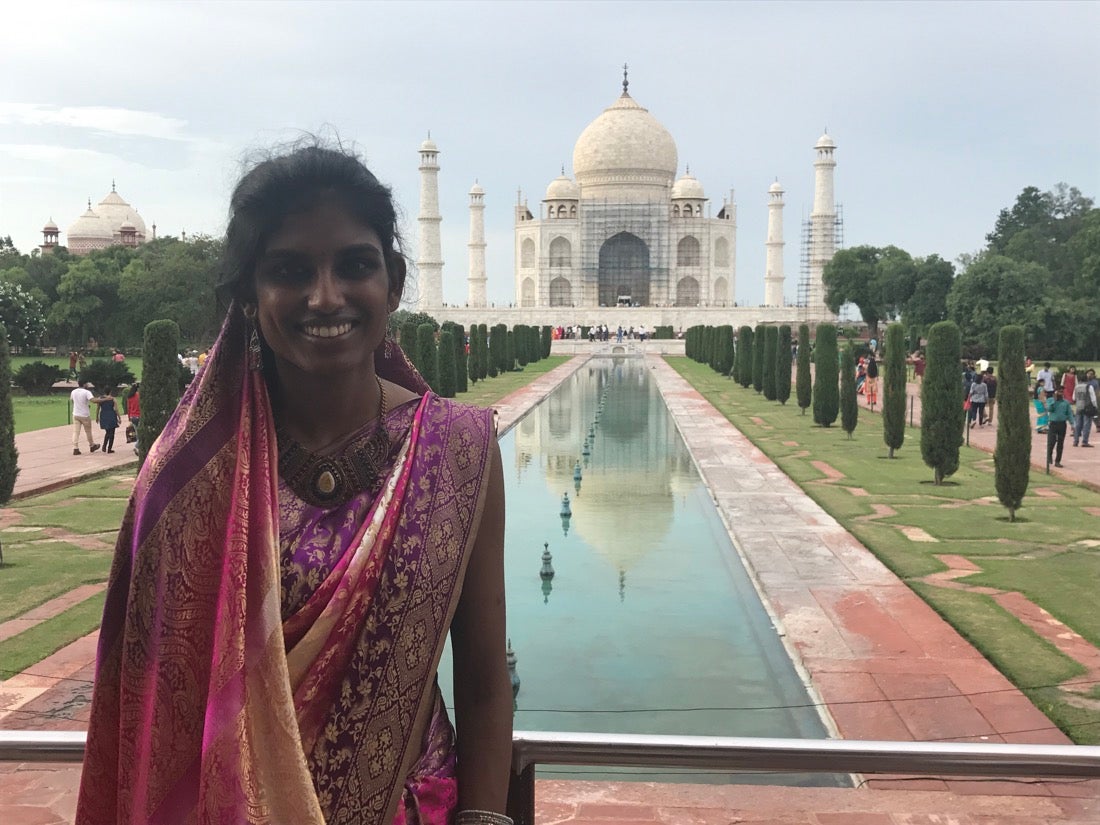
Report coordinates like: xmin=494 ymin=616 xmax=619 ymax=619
xmin=77 ymin=308 xmax=495 ymax=825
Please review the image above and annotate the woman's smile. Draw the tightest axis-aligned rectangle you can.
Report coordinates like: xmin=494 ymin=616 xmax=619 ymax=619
xmin=300 ymin=320 xmax=358 ymax=339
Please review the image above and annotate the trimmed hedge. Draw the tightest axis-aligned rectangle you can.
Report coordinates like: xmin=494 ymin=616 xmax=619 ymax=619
xmin=840 ymin=345 xmax=858 ymax=439
xmin=139 ymin=320 xmax=181 ymax=464
xmin=920 ymin=320 xmax=963 ymax=485
xmin=882 ymin=323 xmax=907 ymax=458
xmin=437 ymin=329 xmax=456 ymax=398
xmin=0 ymin=327 xmax=19 ymax=503
xmin=796 ymin=324 xmax=812 ymax=415
xmin=995 ymin=325 xmax=1030 ymax=521
xmin=762 ymin=325 xmax=778 ymax=401
xmin=812 ymin=323 xmax=839 ymax=426
xmin=416 ymin=323 xmax=438 ymax=391
xmin=776 ymin=325 xmax=792 ymax=405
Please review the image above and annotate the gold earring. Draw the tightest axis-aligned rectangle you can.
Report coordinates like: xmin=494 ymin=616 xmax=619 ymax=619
xmin=243 ymin=306 xmax=262 ymax=371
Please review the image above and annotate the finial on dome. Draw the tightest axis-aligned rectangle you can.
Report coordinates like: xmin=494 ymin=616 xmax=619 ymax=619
xmin=87 ymin=197 xmax=91 ymax=209
xmin=561 ymin=164 xmax=565 ymax=176
xmin=685 ymin=163 xmax=690 ymax=176
xmin=622 ymin=63 xmax=629 ymax=95
xmin=111 ymin=179 xmax=116 ymax=192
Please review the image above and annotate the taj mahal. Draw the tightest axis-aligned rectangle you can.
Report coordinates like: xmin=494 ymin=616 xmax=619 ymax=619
xmin=422 ymin=70 xmax=840 ymax=330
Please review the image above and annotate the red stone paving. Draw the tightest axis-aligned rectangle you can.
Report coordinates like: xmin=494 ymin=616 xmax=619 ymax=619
xmin=2 ymin=355 xmax=1098 ymax=822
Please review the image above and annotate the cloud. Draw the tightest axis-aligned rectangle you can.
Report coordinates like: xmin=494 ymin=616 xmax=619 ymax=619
xmin=0 ymin=103 xmax=189 ymax=141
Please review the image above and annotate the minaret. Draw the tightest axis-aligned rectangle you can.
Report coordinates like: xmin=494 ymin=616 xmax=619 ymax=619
xmin=764 ymin=181 xmax=785 ymax=307
xmin=416 ymin=135 xmax=443 ymax=310
xmin=808 ymin=132 xmax=837 ymax=316
xmin=467 ymin=181 xmax=487 ymax=307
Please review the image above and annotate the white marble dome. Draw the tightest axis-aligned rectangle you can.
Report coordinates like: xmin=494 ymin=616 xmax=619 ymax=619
xmin=544 ymin=173 xmax=580 ymax=201
xmin=671 ymin=171 xmax=705 ymax=200
xmin=572 ymin=91 xmax=678 ymax=198
xmin=769 ymin=180 xmax=785 ymax=193
xmin=96 ymin=188 xmax=147 ymax=236
xmin=469 ymin=182 xmax=484 ymax=196
xmin=815 ymin=132 xmax=836 ymax=150
xmin=420 ymin=137 xmax=438 ymax=153
xmin=67 ymin=205 xmax=113 ymax=242
xmin=42 ymin=218 xmax=58 ymax=232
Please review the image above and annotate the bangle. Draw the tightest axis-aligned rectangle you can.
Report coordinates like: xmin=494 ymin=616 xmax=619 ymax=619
xmin=455 ymin=811 xmax=513 ymax=825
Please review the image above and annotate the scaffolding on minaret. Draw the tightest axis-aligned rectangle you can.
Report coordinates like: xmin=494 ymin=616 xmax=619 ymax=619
xmin=796 ymin=203 xmax=844 ymax=308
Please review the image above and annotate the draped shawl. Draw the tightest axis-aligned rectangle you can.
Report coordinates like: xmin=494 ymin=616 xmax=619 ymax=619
xmin=76 ymin=308 xmax=495 ymax=825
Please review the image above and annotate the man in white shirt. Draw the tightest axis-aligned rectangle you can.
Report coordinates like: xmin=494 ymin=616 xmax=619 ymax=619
xmin=1036 ymin=362 xmax=1055 ymax=394
xmin=71 ymin=382 xmax=100 ymax=455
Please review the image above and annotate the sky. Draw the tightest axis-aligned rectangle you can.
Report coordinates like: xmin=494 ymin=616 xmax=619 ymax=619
xmin=0 ymin=0 xmax=1097 ymax=309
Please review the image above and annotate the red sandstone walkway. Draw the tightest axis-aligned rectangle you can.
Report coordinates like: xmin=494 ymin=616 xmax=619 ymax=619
xmin=2 ymin=357 xmax=1096 ymax=823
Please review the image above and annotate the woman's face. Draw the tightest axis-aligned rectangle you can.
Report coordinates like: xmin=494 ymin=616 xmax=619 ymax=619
xmin=252 ymin=193 xmax=401 ymax=381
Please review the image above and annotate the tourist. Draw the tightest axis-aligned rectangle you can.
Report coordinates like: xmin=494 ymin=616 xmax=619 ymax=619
xmin=1072 ymin=368 xmax=1098 ymax=448
xmin=125 ymin=383 xmax=141 ymax=452
xmin=912 ymin=351 xmax=925 ymax=384
xmin=1045 ymin=387 xmax=1074 ymax=468
xmin=983 ymin=367 xmax=998 ymax=425
xmin=95 ymin=387 xmax=120 ymax=453
xmin=78 ymin=144 xmax=512 ymax=825
xmin=1036 ymin=361 xmax=1055 ymax=397
xmin=68 ymin=350 xmax=78 ymax=380
xmin=865 ymin=355 xmax=879 ymax=406
xmin=70 ymin=381 xmax=100 ymax=455
xmin=1062 ymin=365 xmax=1077 ymax=402
xmin=112 ymin=349 xmax=125 ymax=363
xmin=967 ymin=372 xmax=988 ymax=427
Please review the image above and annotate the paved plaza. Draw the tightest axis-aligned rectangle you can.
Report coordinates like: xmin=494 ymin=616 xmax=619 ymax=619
xmin=0 ymin=355 xmax=1096 ymax=823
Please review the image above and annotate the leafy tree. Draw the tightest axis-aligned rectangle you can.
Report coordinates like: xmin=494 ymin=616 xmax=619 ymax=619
xmin=416 ymin=324 xmax=438 ymax=391
xmin=388 ymin=309 xmax=439 ymax=337
xmin=776 ymin=325 xmax=792 ymax=405
xmin=48 ymin=256 xmax=121 ymax=346
xmin=840 ymin=345 xmax=858 ymax=439
xmin=812 ymin=323 xmax=839 ymax=426
xmin=0 ymin=326 xmax=18 ymax=503
xmin=796 ymin=324 xmax=812 ymax=414
xmin=882 ymin=323 xmax=907 ymax=458
xmin=995 ymin=325 xmax=1030 ymax=521
xmin=762 ymin=326 xmax=778 ymax=401
xmin=139 ymin=320 xmax=181 ymax=464
xmin=946 ymin=253 xmax=1048 ymax=356
xmin=904 ymin=255 xmax=954 ymax=329
xmin=907 ymin=324 xmax=922 ymax=354
xmin=751 ymin=324 xmax=765 ymax=393
xmin=0 ymin=281 xmax=46 ymax=348
xmin=920 ymin=321 xmax=963 ymax=485
xmin=437 ymin=329 xmax=456 ymax=398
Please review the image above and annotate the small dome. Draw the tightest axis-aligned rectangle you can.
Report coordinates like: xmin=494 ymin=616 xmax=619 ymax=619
xmin=43 ymin=218 xmax=58 ymax=231
xmin=419 ymin=137 xmax=438 ymax=152
xmin=769 ymin=180 xmax=784 ymax=194
xmin=544 ymin=174 xmax=580 ymax=201
xmin=469 ymin=182 xmax=484 ymax=196
xmin=120 ymin=219 xmax=136 ymax=231
xmin=815 ymin=132 xmax=836 ymax=150
xmin=671 ymin=171 xmax=705 ymax=200
xmin=67 ymin=206 xmax=113 ymax=241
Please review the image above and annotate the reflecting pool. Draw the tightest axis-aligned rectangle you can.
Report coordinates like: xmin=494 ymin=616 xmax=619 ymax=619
xmin=442 ymin=356 xmax=844 ymax=784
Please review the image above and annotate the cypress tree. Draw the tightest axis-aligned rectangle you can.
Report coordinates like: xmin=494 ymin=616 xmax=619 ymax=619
xmin=437 ymin=329 xmax=456 ymax=398
xmin=883 ymin=323 xmax=907 ymax=458
xmin=506 ymin=329 xmax=516 ymax=371
xmin=751 ymin=324 xmax=765 ymax=393
xmin=840 ymin=345 xmax=858 ymax=439
xmin=541 ymin=325 xmax=552 ymax=359
xmin=707 ymin=326 xmax=718 ymax=372
xmin=475 ymin=323 xmax=488 ymax=380
xmin=139 ymin=319 xmax=182 ymax=464
xmin=762 ymin=325 xmax=778 ymax=401
xmin=721 ymin=325 xmax=736 ymax=375
xmin=496 ymin=324 xmax=510 ymax=373
xmin=995 ymin=325 xmax=1030 ymax=521
xmin=486 ymin=325 xmax=498 ymax=378
xmin=0 ymin=326 xmax=19 ymax=503
xmin=812 ymin=323 xmax=839 ymax=426
xmin=528 ymin=325 xmax=540 ymax=364
xmin=516 ymin=325 xmax=529 ymax=367
xmin=796 ymin=324 xmax=812 ymax=415
xmin=467 ymin=325 xmax=479 ymax=385
xmin=416 ymin=323 xmax=438 ymax=391
xmin=776 ymin=324 xmax=792 ymax=405
xmin=401 ymin=319 xmax=419 ymax=370
xmin=731 ymin=333 xmax=741 ymax=383
xmin=453 ymin=323 xmax=467 ymax=393
xmin=738 ymin=326 xmax=754 ymax=389
xmin=920 ymin=320 xmax=963 ymax=485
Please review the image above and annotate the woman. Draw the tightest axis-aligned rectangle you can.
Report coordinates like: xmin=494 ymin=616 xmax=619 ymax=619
xmin=95 ymin=387 xmax=120 ymax=453
xmin=125 ymin=383 xmax=141 ymax=450
xmin=77 ymin=145 xmax=512 ymax=825
xmin=967 ymin=372 xmax=988 ymax=427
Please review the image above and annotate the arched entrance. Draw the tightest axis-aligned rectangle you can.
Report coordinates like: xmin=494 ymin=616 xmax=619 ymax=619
xmin=521 ymin=277 xmax=535 ymax=307
xmin=598 ymin=232 xmax=650 ymax=307
xmin=675 ymin=276 xmax=700 ymax=307
xmin=549 ymin=276 xmax=572 ymax=307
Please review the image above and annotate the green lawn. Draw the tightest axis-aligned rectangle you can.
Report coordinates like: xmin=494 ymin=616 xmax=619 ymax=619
xmin=461 ymin=356 xmax=570 ymax=408
xmin=669 ymin=356 xmax=1100 ymax=745
xmin=12 ymin=396 xmax=72 ymax=434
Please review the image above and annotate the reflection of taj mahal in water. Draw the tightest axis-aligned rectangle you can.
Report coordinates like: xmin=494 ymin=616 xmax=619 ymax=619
xmin=421 ymin=68 xmax=840 ymax=329
xmin=513 ymin=357 xmax=696 ymax=573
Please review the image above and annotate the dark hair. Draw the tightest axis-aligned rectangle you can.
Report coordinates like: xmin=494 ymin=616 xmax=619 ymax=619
xmin=218 ymin=142 xmax=406 ymax=307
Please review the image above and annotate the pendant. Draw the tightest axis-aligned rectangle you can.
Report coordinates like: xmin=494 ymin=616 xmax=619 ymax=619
xmin=316 ymin=469 xmax=337 ymax=497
